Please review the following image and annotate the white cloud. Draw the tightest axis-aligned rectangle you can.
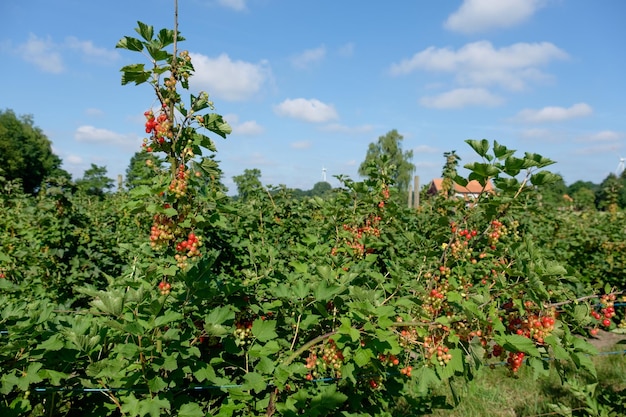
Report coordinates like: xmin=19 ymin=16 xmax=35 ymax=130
xmin=291 ymin=141 xmax=312 ymax=149
xmin=577 ymin=130 xmax=624 ymax=142
xmin=74 ymin=126 xmax=140 ymax=148
xmin=390 ymin=41 xmax=567 ymax=91
xmin=65 ymin=155 xmax=84 ymax=165
xmin=520 ymin=128 xmax=552 ymax=140
xmin=515 ymin=103 xmax=593 ymax=123
xmin=65 ymin=36 xmax=120 ymax=62
xmin=420 ymin=88 xmax=503 ymax=109
xmin=414 ymin=145 xmax=439 ymax=153
xmin=291 ymin=45 xmax=326 ymax=69
xmin=217 ymin=0 xmax=247 ymax=11
xmin=189 ymin=53 xmax=270 ymax=101
xmin=14 ymin=34 xmax=120 ymax=73
xmin=235 ymin=120 xmax=264 ymax=135
xmin=18 ymin=34 xmax=64 ymax=73
xmin=573 ymin=143 xmax=622 ymax=155
xmin=274 ymin=98 xmax=339 ymax=123
xmin=444 ymin=0 xmax=545 ymax=34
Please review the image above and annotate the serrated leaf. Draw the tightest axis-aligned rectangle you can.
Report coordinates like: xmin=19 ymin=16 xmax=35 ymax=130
xmin=148 ymin=376 xmax=168 ymax=393
xmin=339 ymin=318 xmax=360 ymax=342
xmin=465 ymin=139 xmax=490 ymax=158
xmin=251 ymin=319 xmax=277 ymax=342
xmin=116 ymin=36 xmax=144 ymax=51
xmin=178 ymin=403 xmax=205 ymax=417
xmin=135 ymin=21 xmax=154 ymax=41
xmin=139 ymin=396 xmax=170 ymax=417
xmin=493 ymin=141 xmax=515 ymax=160
xmin=242 ymin=372 xmax=266 ymax=394
xmin=353 ymin=347 xmax=373 ymax=367
xmin=414 ymin=366 xmax=440 ymax=395
xmin=496 ymin=334 xmax=540 ymax=357
xmin=154 ymin=310 xmax=183 ymax=328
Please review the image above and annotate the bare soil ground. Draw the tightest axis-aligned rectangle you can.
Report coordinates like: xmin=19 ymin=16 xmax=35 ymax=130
xmin=586 ymin=329 xmax=626 ymax=351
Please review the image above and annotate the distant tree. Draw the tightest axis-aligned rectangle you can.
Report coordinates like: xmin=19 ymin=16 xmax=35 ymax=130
xmin=309 ymin=181 xmax=332 ymax=197
xmin=359 ymin=129 xmax=415 ymax=198
xmin=0 ymin=109 xmax=66 ymax=193
xmin=440 ymin=150 xmax=460 ymax=197
xmin=76 ymin=164 xmax=114 ymax=197
xmin=125 ymin=150 xmax=166 ymax=190
xmin=538 ymin=174 xmax=568 ymax=206
xmin=571 ymin=187 xmax=596 ymax=211
xmin=619 ymin=170 xmax=626 ymax=209
xmin=596 ymin=173 xmax=622 ymax=212
xmin=567 ymin=180 xmax=598 ymax=196
xmin=232 ymin=168 xmax=263 ymax=201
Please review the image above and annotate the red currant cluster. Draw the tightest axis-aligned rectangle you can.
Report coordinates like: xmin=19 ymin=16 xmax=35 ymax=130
xmin=169 ymin=164 xmax=189 ymax=198
xmin=378 ymin=353 xmax=400 ymax=366
xmin=304 ymin=338 xmax=344 ymax=381
xmin=378 ymin=185 xmax=390 ymax=208
xmin=397 ymin=319 xmax=419 ymax=348
xmin=334 ymin=218 xmax=381 ymax=258
xmin=174 ymin=232 xmax=201 ymax=269
xmin=158 ymin=280 xmax=171 ymax=296
xmin=149 ymin=214 xmax=175 ymax=249
xmin=506 ymin=310 xmax=556 ymax=345
xmin=143 ymin=106 xmax=172 ymax=151
xmin=423 ymin=335 xmax=453 ymax=366
xmin=488 ymin=220 xmax=503 ymax=250
xmin=507 ymin=351 xmax=525 ymax=373
xmin=591 ymin=293 xmax=617 ymax=331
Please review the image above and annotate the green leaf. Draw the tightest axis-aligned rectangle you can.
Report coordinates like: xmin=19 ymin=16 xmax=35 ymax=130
xmin=495 ymin=334 xmax=540 ymax=357
xmin=251 ymin=319 xmax=277 ymax=342
xmin=465 ymin=139 xmax=490 ymax=158
xmin=139 ymin=396 xmax=170 ymax=417
xmin=309 ymin=385 xmax=348 ymax=416
xmin=353 ymin=347 xmax=373 ymax=367
xmin=493 ymin=141 xmax=515 ymax=160
xmin=339 ymin=317 xmax=360 ymax=342
xmin=193 ymin=362 xmax=215 ymax=383
xmin=148 ymin=376 xmax=168 ymax=393
xmin=116 ymin=36 xmax=144 ymax=51
xmin=254 ymin=356 xmax=275 ymax=374
xmin=120 ymin=63 xmax=150 ymax=86
xmin=527 ymin=357 xmax=549 ymax=379
xmin=242 ymin=372 xmax=266 ymax=394
xmin=135 ymin=21 xmax=154 ymax=41
xmin=544 ymin=335 xmax=570 ymax=361
xmin=178 ymin=403 xmax=205 ymax=417
xmin=145 ymin=42 xmax=170 ymax=61
xmin=414 ymin=366 xmax=440 ymax=395
xmin=37 ymin=334 xmax=64 ymax=351
xmin=570 ymin=352 xmax=597 ymax=378
xmin=290 ymin=260 xmax=308 ymax=274
xmin=530 ymin=171 xmax=560 ymax=186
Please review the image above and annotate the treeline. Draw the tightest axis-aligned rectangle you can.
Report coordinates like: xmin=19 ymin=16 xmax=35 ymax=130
xmin=2 ymin=108 xmax=625 ymax=212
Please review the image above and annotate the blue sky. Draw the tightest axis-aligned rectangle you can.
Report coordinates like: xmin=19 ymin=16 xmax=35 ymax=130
xmin=2 ymin=0 xmax=626 ymax=193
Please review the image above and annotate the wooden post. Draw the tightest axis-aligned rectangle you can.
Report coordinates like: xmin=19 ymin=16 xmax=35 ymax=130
xmin=413 ymin=175 xmax=420 ymax=208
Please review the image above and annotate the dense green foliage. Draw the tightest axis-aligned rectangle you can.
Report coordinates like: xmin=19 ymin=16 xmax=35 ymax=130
xmin=0 ymin=109 xmax=68 ymax=194
xmin=359 ymin=129 xmax=415 ymax=200
xmin=1 ymin=17 xmax=625 ymax=417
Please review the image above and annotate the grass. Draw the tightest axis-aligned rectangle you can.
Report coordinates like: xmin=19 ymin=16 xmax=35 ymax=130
xmin=426 ymin=343 xmax=626 ymax=417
